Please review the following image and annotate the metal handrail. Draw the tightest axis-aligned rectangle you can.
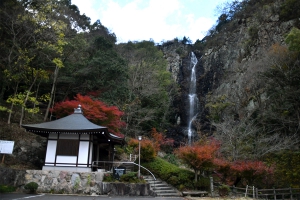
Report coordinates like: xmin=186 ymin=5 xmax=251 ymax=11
xmin=92 ymin=161 xmax=156 ymax=181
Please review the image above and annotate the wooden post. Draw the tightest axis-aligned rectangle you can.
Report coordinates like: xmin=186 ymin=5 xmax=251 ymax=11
xmin=245 ymin=185 xmax=248 ymax=197
xmin=233 ymin=185 xmax=236 ymax=196
xmin=253 ymin=186 xmax=255 ymax=199
xmin=274 ymin=187 xmax=277 ymax=200
xmin=256 ymin=187 xmax=258 ymax=199
xmin=210 ymin=176 xmax=214 ymax=197
xmin=290 ymin=187 xmax=293 ymax=200
xmin=1 ymin=154 xmax=5 ymax=164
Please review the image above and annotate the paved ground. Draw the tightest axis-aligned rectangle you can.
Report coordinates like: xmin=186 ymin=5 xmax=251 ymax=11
xmin=0 ymin=193 xmax=188 ymax=200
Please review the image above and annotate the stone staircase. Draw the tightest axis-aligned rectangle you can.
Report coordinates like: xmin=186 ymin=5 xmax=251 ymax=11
xmin=143 ymin=175 xmax=182 ymax=197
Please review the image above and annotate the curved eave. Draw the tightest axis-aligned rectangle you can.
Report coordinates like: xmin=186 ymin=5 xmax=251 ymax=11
xmin=22 ymin=126 xmax=107 ymax=135
xmin=22 ymin=126 xmax=125 ymax=145
xmin=108 ymin=133 xmax=125 ymax=145
xmin=21 ymin=113 xmax=125 ymax=145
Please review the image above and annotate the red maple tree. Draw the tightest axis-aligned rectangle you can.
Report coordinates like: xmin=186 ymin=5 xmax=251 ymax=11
xmin=151 ymin=128 xmax=174 ymax=153
xmin=230 ymin=160 xmax=275 ymax=186
xmin=175 ymin=139 xmax=220 ymax=181
xmin=213 ymin=158 xmax=233 ymax=184
xmin=51 ymin=93 xmax=125 ymax=137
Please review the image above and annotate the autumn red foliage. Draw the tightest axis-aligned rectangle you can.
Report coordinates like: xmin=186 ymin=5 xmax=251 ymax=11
xmin=213 ymin=159 xmax=275 ymax=187
xmin=151 ymin=128 xmax=174 ymax=153
xmin=51 ymin=93 xmax=125 ymax=137
xmin=175 ymin=139 xmax=275 ymax=187
xmin=230 ymin=160 xmax=275 ymax=186
xmin=213 ymin=158 xmax=233 ymax=184
xmin=175 ymin=139 xmax=220 ymax=181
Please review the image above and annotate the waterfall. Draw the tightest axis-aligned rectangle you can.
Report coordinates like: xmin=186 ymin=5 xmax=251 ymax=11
xmin=187 ymin=52 xmax=198 ymax=145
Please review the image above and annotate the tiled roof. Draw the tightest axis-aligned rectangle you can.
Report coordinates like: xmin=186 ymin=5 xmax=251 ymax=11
xmin=21 ymin=105 xmax=124 ymax=144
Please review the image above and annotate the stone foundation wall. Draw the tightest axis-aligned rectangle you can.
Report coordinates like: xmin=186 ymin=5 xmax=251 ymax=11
xmin=0 ymin=167 xmax=152 ymax=196
xmin=24 ymin=170 xmax=104 ymax=194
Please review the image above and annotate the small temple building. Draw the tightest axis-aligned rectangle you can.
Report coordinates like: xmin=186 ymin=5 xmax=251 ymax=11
xmin=21 ymin=105 xmax=125 ymax=172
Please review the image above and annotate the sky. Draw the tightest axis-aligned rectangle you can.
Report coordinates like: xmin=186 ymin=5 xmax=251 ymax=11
xmin=71 ymin=0 xmax=230 ymax=44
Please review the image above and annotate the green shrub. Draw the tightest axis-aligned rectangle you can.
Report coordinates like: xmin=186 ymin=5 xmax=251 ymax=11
xmin=120 ymin=172 xmax=145 ymax=183
xmin=141 ymin=140 xmax=156 ymax=162
xmin=163 ymin=154 xmax=179 ymax=165
xmin=194 ymin=177 xmax=210 ymax=190
xmin=102 ymin=172 xmax=145 ymax=183
xmin=248 ymin=26 xmax=259 ymax=41
xmin=280 ymin=0 xmax=300 ymax=21
xmin=103 ymin=173 xmax=115 ymax=182
xmin=0 ymin=184 xmax=16 ymax=193
xmin=142 ymin=157 xmax=194 ymax=191
xmin=24 ymin=182 xmax=38 ymax=193
xmin=167 ymin=176 xmax=179 ymax=186
xmin=219 ymin=184 xmax=230 ymax=197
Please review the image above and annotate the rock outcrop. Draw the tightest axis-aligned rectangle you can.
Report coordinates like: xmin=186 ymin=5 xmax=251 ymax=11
xmin=161 ymin=0 xmax=298 ymax=143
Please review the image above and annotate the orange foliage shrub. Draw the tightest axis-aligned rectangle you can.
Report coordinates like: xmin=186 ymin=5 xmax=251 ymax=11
xmin=127 ymin=137 xmax=156 ymax=162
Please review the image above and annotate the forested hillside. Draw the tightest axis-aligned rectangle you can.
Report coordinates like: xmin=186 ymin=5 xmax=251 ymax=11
xmin=1 ymin=0 xmax=300 ymax=189
xmin=0 ymin=0 xmax=175 ymax=139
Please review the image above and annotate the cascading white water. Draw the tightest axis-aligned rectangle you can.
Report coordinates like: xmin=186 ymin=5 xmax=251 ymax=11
xmin=187 ymin=52 xmax=198 ymax=145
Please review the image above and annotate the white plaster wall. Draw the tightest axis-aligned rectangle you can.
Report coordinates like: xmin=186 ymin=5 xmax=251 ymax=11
xmin=45 ymin=140 xmax=57 ymax=165
xmin=89 ymin=142 xmax=93 ymax=164
xmin=56 ymin=156 xmax=77 ymax=166
xmin=78 ymin=141 xmax=89 ymax=164
xmin=45 ymin=134 xmax=92 ymax=167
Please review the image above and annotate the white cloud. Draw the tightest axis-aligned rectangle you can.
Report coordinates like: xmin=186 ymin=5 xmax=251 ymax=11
xmin=98 ymin=0 xmax=183 ymax=43
xmin=184 ymin=15 xmax=215 ymax=43
xmin=72 ymin=0 xmax=221 ymax=43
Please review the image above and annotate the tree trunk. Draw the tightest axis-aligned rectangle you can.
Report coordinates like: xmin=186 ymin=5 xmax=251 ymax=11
xmin=194 ymin=169 xmax=199 ymax=182
xmin=19 ymin=75 xmax=37 ymax=126
xmin=0 ymin=81 xmax=7 ymax=101
xmin=32 ymin=80 xmax=41 ymax=116
xmin=7 ymin=83 xmax=19 ymax=125
xmin=44 ymin=66 xmax=59 ymax=121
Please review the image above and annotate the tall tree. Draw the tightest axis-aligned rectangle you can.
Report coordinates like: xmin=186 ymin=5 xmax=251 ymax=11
xmin=116 ymin=41 xmax=175 ymax=137
xmin=258 ymin=43 xmax=300 ymax=143
xmin=0 ymin=0 xmax=50 ymax=124
xmin=79 ymin=36 xmax=128 ymax=105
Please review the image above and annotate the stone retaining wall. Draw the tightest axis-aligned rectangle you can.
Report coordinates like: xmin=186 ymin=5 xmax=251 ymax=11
xmin=24 ymin=170 xmax=103 ymax=194
xmin=0 ymin=167 xmax=26 ymax=187
xmin=0 ymin=167 xmax=153 ymax=196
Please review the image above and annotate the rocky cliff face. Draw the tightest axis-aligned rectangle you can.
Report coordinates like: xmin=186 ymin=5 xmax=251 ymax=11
xmin=161 ymin=0 xmax=298 ymax=144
